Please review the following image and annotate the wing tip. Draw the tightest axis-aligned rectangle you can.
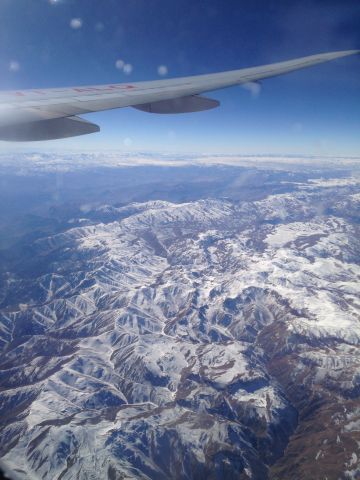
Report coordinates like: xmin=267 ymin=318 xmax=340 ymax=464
xmin=333 ymin=49 xmax=360 ymax=58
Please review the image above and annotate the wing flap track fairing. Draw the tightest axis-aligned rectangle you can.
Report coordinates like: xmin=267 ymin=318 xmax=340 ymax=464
xmin=132 ymin=95 xmax=220 ymax=114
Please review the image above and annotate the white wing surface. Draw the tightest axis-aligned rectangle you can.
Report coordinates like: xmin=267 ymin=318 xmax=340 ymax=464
xmin=0 ymin=50 xmax=358 ymax=141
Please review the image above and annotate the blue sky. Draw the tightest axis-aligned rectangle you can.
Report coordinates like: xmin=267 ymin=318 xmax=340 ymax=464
xmin=0 ymin=0 xmax=359 ymax=155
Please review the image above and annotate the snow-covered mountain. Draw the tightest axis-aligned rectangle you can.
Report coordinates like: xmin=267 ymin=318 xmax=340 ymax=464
xmin=0 ymin=166 xmax=359 ymax=479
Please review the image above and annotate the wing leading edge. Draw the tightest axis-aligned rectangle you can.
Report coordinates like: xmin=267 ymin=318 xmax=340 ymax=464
xmin=0 ymin=49 xmax=358 ymax=141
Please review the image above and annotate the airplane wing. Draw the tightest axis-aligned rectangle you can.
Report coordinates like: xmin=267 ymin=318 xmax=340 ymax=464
xmin=0 ymin=49 xmax=358 ymax=141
